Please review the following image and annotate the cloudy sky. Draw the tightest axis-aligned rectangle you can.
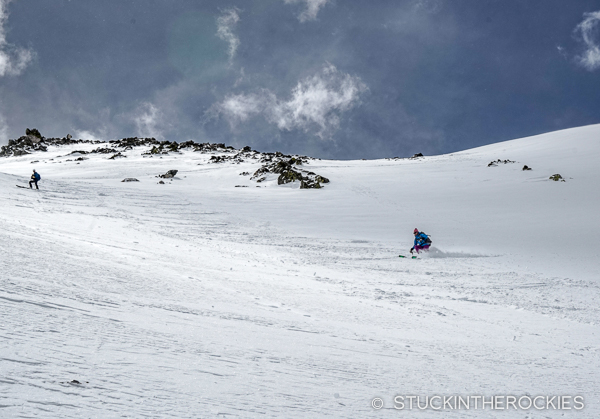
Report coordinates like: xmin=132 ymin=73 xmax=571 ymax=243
xmin=1 ymin=0 xmax=599 ymax=159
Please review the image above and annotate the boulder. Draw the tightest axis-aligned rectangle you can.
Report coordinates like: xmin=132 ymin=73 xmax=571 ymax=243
xmin=159 ymin=170 xmax=178 ymax=178
xmin=25 ymin=128 xmax=42 ymax=139
xmin=122 ymin=178 xmax=139 ymax=182
xmin=277 ymin=169 xmax=303 ymax=185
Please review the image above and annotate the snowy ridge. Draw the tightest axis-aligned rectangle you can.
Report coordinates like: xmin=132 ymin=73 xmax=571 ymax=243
xmin=1 ymin=125 xmax=600 ymax=417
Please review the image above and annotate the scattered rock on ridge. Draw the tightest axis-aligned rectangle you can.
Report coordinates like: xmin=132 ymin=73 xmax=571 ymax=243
xmin=522 ymin=165 xmax=532 ymax=171
xmin=2 ymin=128 xmax=330 ymax=190
xmin=386 ymin=153 xmax=425 ymax=161
xmin=122 ymin=178 xmax=139 ymax=182
xmin=549 ymin=174 xmax=565 ymax=182
xmin=488 ymin=159 xmax=515 ymax=167
xmin=92 ymin=147 xmax=118 ymax=154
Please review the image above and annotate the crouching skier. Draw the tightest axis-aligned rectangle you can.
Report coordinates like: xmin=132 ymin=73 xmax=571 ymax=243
xmin=29 ymin=169 xmax=41 ymax=189
xmin=410 ymin=228 xmax=431 ymax=254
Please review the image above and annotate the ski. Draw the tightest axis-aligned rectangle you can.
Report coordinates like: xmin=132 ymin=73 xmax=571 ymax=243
xmin=399 ymin=254 xmax=418 ymax=259
xmin=16 ymin=185 xmax=28 ymax=189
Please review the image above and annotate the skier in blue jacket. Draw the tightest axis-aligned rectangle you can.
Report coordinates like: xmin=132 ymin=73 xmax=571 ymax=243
xmin=29 ymin=169 xmax=40 ymax=189
xmin=411 ymin=228 xmax=431 ymax=254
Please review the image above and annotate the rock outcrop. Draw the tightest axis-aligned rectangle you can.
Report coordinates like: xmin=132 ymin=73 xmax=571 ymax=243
xmin=2 ymin=129 xmax=331 ymax=189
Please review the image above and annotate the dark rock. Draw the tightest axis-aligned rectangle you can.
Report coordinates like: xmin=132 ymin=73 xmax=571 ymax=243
xmin=251 ymin=166 xmax=270 ymax=180
xmin=109 ymin=152 xmax=126 ymax=159
xmin=549 ymin=174 xmax=565 ymax=182
xmin=488 ymin=159 xmax=515 ymax=167
xmin=277 ymin=169 xmax=303 ymax=185
xmin=26 ymin=128 xmax=42 ymax=139
xmin=122 ymin=178 xmax=139 ymax=182
xmin=410 ymin=153 xmax=424 ymax=159
xmin=75 ymin=157 xmax=88 ymax=161
xmin=210 ymin=155 xmax=228 ymax=163
xmin=92 ymin=147 xmax=117 ymax=154
xmin=158 ymin=180 xmax=165 ymax=184
xmin=522 ymin=165 xmax=532 ymax=171
xmin=315 ymin=175 xmax=330 ymax=184
xmin=300 ymin=179 xmax=321 ymax=189
xmin=159 ymin=170 xmax=178 ymax=178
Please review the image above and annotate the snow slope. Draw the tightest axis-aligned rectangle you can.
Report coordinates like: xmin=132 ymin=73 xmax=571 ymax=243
xmin=1 ymin=124 xmax=599 ymax=417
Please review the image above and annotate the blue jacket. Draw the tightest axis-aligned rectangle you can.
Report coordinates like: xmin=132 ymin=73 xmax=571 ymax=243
xmin=414 ymin=232 xmax=431 ymax=247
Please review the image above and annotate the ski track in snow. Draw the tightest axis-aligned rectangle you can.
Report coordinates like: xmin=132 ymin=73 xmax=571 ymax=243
xmin=1 ymin=127 xmax=600 ymax=417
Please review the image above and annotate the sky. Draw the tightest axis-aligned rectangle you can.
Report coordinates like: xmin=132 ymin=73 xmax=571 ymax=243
xmin=0 ymin=0 xmax=599 ymax=159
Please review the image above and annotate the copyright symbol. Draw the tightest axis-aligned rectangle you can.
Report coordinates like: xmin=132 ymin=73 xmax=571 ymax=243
xmin=371 ymin=397 xmax=384 ymax=410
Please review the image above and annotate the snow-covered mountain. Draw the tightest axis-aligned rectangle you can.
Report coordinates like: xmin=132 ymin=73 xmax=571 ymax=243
xmin=1 ymin=125 xmax=599 ymax=418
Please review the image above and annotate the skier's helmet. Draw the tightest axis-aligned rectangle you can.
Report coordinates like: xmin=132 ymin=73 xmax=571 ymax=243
xmin=414 ymin=228 xmax=419 ymax=234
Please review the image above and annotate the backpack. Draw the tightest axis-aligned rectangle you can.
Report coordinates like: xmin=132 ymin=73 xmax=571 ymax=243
xmin=421 ymin=232 xmax=432 ymax=245
xmin=34 ymin=173 xmax=41 ymax=181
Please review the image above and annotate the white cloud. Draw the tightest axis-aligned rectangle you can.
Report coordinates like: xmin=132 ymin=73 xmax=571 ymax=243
xmin=209 ymin=64 xmax=368 ymax=139
xmin=283 ymin=0 xmax=329 ymax=22
xmin=216 ymin=8 xmax=241 ymax=62
xmin=574 ymin=10 xmax=600 ymax=71
xmin=134 ymin=102 xmax=162 ymax=138
xmin=214 ymin=92 xmax=270 ymax=128
xmin=0 ymin=0 xmax=34 ymax=77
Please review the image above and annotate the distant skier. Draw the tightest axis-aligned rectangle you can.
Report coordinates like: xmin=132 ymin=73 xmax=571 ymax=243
xmin=410 ymin=228 xmax=431 ymax=254
xmin=29 ymin=169 xmax=40 ymax=189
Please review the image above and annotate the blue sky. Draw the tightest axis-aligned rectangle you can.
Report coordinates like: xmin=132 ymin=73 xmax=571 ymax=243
xmin=1 ymin=0 xmax=599 ymax=159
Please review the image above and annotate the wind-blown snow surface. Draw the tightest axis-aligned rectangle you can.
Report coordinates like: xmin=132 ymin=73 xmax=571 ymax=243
xmin=1 ymin=125 xmax=599 ymax=418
